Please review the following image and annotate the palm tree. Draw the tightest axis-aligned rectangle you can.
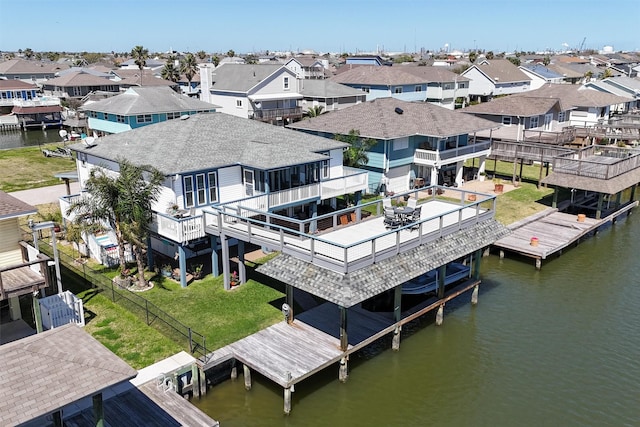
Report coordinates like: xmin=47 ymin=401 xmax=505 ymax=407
xmin=212 ymin=55 xmax=220 ymax=67
xmin=196 ymin=50 xmax=207 ymax=60
xmin=180 ymin=53 xmax=199 ymax=94
xmin=115 ymin=161 xmax=164 ymax=287
xmin=161 ymin=61 xmax=180 ymax=83
xmin=335 ymin=129 xmax=376 ymax=168
xmin=306 ymin=105 xmax=324 ymax=118
xmin=131 ymin=45 xmax=149 ymax=86
xmin=23 ymin=48 xmax=34 ymax=59
xmin=226 ymin=49 xmax=235 ymax=58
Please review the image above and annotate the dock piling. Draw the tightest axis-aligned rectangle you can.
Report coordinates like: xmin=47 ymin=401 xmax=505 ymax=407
xmin=392 ymin=325 xmax=401 ymax=351
xmin=436 ymin=304 xmax=444 ymax=326
xmin=243 ymin=365 xmax=252 ymax=390
xmin=471 ymin=285 xmax=479 ymax=305
xmin=339 ymin=357 xmax=348 ymax=383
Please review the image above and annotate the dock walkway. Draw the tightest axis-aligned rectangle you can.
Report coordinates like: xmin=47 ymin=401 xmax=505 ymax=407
xmin=493 ymin=202 xmax=637 ymax=268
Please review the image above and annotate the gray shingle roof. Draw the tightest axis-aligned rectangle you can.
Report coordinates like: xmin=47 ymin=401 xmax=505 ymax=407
xmin=0 ymin=191 xmax=37 ymax=220
xmin=256 ymin=219 xmax=510 ymax=308
xmin=331 ymin=65 xmax=468 ymax=86
xmin=461 ymin=96 xmax=563 ymax=117
xmin=287 ymin=97 xmax=497 ymax=139
xmin=69 ymin=112 xmax=348 ymax=175
xmin=514 ymin=84 xmax=632 ymax=108
xmin=83 ymin=86 xmax=218 ymax=115
xmin=541 ymin=167 xmax=640 ymax=195
xmin=464 ymin=59 xmax=532 ymax=83
xmin=43 ymin=71 xmax=115 ymax=87
xmin=0 ymin=324 xmax=136 ymax=426
xmin=300 ymin=79 xmax=366 ymax=98
xmin=210 ymin=63 xmax=291 ymax=92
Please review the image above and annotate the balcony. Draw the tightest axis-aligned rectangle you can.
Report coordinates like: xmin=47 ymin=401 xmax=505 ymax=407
xmin=552 ymin=145 xmax=640 ymax=180
xmin=203 ymin=186 xmax=497 ymax=274
xmin=150 ymin=212 xmax=206 ymax=244
xmin=414 ymin=141 xmax=491 ymax=167
xmin=252 ymin=107 xmax=303 ymax=122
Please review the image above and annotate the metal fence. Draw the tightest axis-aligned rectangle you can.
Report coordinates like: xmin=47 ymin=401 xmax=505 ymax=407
xmin=36 ymin=239 xmax=210 ymax=360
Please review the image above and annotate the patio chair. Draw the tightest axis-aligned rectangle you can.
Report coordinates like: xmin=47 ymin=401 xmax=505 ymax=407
xmin=410 ymin=206 xmax=422 ymax=226
xmin=407 ymin=197 xmax=417 ymax=209
xmin=382 ymin=198 xmax=392 ymax=209
xmin=384 ymin=207 xmax=401 ymax=229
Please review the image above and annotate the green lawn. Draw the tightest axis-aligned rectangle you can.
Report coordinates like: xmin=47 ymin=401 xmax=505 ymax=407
xmin=0 ymin=143 xmax=76 ymax=192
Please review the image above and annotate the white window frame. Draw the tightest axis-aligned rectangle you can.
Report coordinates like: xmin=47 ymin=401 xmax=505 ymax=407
xmin=530 ymin=116 xmax=539 ymax=128
xmin=208 ymin=172 xmax=218 ymax=203
xmin=558 ymin=111 xmax=566 ymax=122
xmin=502 ymin=116 xmax=512 ymax=126
xmin=393 ymin=137 xmax=409 ymax=151
xmin=283 ymin=76 xmax=290 ymax=90
xmin=236 ymin=99 xmax=243 ymax=108
xmin=394 ymin=87 xmax=403 ymax=94
xmin=136 ymin=114 xmax=152 ymax=124
xmin=361 ymin=87 xmax=370 ymax=93
xmin=184 ymin=176 xmax=194 ymax=208
xmin=415 ymin=85 xmax=422 ymax=92
xmin=321 ymin=160 xmax=329 ymax=179
xmin=196 ymin=173 xmax=206 ymax=206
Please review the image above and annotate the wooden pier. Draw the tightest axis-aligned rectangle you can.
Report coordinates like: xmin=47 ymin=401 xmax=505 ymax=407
xmin=493 ymin=202 xmax=638 ymax=269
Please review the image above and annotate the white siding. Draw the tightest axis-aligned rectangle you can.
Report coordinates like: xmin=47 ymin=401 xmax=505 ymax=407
xmin=152 ymin=181 xmax=179 ymax=213
xmin=218 ymin=166 xmax=244 ymax=203
xmin=328 ymin=148 xmax=343 ymax=177
xmin=0 ymin=218 xmax=22 ymax=267
xmin=387 ymin=165 xmax=411 ymax=193
xmin=462 ymin=67 xmax=495 ymax=97
xmin=209 ymin=93 xmax=249 ymax=118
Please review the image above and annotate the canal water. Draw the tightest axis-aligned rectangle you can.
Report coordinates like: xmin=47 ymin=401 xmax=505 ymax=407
xmin=192 ymin=212 xmax=640 ymax=426
xmin=0 ymin=129 xmax=63 ymax=150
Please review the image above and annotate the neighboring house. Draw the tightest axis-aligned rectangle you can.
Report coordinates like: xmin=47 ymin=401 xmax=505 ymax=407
xmin=345 ymin=56 xmax=387 ymax=66
xmin=545 ymin=62 xmax=588 ymax=84
xmin=287 ymin=97 xmax=496 ymax=192
xmin=584 ymin=76 xmax=640 ymax=109
xmin=461 ymin=59 xmax=532 ymax=102
xmin=0 ymin=59 xmax=65 ymax=84
xmin=112 ymin=69 xmax=178 ymax=90
xmin=0 ymin=80 xmax=39 ymax=113
xmin=41 ymin=71 xmax=120 ymax=99
xmin=461 ymin=94 xmax=569 ymax=142
xmin=199 ymin=63 xmax=303 ymax=125
xmin=519 ymin=64 xmax=566 ymax=89
xmin=285 ymin=56 xmax=327 ymax=79
xmin=515 ymin=84 xmax=633 ymax=127
xmin=219 ymin=56 xmax=246 ymax=65
xmin=83 ymin=86 xmax=219 ymax=134
xmin=330 ymin=65 xmax=470 ymax=109
xmin=61 ymin=112 xmax=367 ymax=287
xmin=119 ymin=57 xmax=166 ymax=71
xmin=299 ymin=79 xmax=366 ymax=113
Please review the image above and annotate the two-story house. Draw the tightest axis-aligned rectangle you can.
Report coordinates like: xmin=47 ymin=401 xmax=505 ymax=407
xmin=83 ymin=86 xmax=219 ymax=134
xmin=519 ymin=64 xmax=566 ymax=89
xmin=0 ymin=59 xmax=65 ymax=84
xmin=584 ymin=76 xmax=640 ymax=110
xmin=330 ymin=65 xmax=469 ymax=109
xmin=61 ymin=112 xmax=368 ymax=287
xmin=461 ymin=59 xmax=532 ymax=102
xmin=284 ymin=56 xmax=328 ymax=79
xmin=41 ymin=70 xmax=121 ymax=99
xmin=199 ymin=63 xmax=303 ymax=125
xmin=299 ymin=79 xmax=366 ymax=114
xmin=287 ymin=97 xmax=496 ymax=192
xmin=0 ymin=80 xmax=62 ymax=129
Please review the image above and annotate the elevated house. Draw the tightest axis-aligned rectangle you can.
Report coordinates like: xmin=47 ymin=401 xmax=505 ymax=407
xmin=285 ymin=56 xmax=328 ymax=79
xmin=199 ymin=63 xmax=303 ymax=125
xmin=41 ymin=71 xmax=121 ymax=99
xmin=287 ymin=97 xmax=496 ymax=192
xmin=330 ymin=65 xmax=470 ymax=109
xmin=299 ymin=79 xmax=366 ymax=114
xmin=83 ymin=86 xmax=218 ymax=135
xmin=461 ymin=59 xmax=532 ymax=102
xmin=0 ymin=59 xmax=65 ymax=84
xmin=0 ymin=80 xmax=45 ymax=128
xmin=584 ymin=76 xmax=640 ymax=109
xmin=60 ymin=112 xmax=368 ymax=287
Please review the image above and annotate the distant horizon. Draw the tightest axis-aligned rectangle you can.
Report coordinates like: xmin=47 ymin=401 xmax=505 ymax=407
xmin=1 ymin=0 xmax=638 ymax=54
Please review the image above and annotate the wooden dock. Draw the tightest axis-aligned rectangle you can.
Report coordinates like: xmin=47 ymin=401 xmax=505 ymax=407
xmin=493 ymin=202 xmax=638 ymax=268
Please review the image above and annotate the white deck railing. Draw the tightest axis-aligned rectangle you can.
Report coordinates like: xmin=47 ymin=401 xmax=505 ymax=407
xmin=414 ymin=141 xmax=491 ymax=165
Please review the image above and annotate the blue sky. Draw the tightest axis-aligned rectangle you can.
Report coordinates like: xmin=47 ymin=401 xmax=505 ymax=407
xmin=1 ymin=0 xmax=638 ymax=54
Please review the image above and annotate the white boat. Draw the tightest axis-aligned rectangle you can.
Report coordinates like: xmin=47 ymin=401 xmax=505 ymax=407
xmin=401 ymin=262 xmax=471 ymax=295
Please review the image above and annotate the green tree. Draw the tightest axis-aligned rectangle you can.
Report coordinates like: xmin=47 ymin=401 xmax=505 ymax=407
xmin=180 ymin=53 xmax=199 ymax=92
xmin=468 ymin=50 xmax=478 ymax=63
xmin=196 ymin=50 xmax=207 ymax=60
xmin=507 ymin=57 xmax=521 ymax=66
xmin=161 ymin=61 xmax=180 ymax=83
xmin=131 ymin=45 xmax=149 ymax=85
xmin=486 ymin=51 xmax=494 ymax=60
xmin=226 ymin=49 xmax=235 ymax=58
xmin=212 ymin=55 xmax=220 ymax=66
xmin=542 ymin=55 xmax=551 ymax=66
xmin=23 ymin=48 xmax=34 ymax=59
xmin=334 ymin=129 xmax=376 ymax=168
xmin=600 ymin=68 xmax=613 ymax=79
xmin=306 ymin=105 xmax=324 ymax=118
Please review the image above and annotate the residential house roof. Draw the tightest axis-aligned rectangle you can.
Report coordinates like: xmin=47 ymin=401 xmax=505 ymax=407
xmin=300 ymin=79 xmax=366 ymax=98
xmin=0 ymin=59 xmax=66 ymax=75
xmin=69 ymin=112 xmax=348 ymax=175
xmin=257 ymin=219 xmax=510 ymax=307
xmin=119 ymin=58 xmax=166 ymax=68
xmin=542 ymin=164 xmax=640 ymax=195
xmin=288 ymin=56 xmax=324 ymax=67
xmin=82 ymin=86 xmax=218 ymax=115
xmin=0 ymin=79 xmax=38 ymax=90
xmin=0 ymin=191 xmax=37 ymax=220
xmin=0 ymin=324 xmax=137 ymax=427
xmin=208 ymin=63 xmax=291 ymax=92
xmin=514 ymin=84 xmax=632 ymax=108
xmin=57 ymin=67 xmax=113 ymax=78
xmin=397 ymin=64 xmax=471 ymax=82
xmin=603 ymin=76 xmax=640 ymax=93
xmin=331 ymin=65 xmax=461 ymax=86
xmin=464 ymin=59 xmax=532 ymax=83
xmin=41 ymin=71 xmax=115 ymax=87
xmin=461 ymin=96 xmax=564 ymax=117
xmin=544 ymin=63 xmax=586 ymax=79
xmin=114 ymin=69 xmax=177 ymax=87
xmin=520 ymin=63 xmax=565 ymax=80
xmin=287 ymin=97 xmax=497 ymax=139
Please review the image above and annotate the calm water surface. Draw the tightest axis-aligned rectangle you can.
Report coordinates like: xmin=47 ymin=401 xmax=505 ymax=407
xmin=193 ymin=213 xmax=640 ymax=426
xmin=0 ymin=128 xmax=63 ymax=149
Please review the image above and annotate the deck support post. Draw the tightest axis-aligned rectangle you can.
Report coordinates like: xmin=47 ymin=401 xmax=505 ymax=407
xmin=284 ymin=387 xmax=292 ymax=414
xmin=473 ymin=249 xmax=482 ymax=280
xmin=286 ymin=284 xmax=294 ymax=317
xmin=230 ymin=360 xmax=237 ymax=380
xmin=243 ymin=364 xmax=252 ymax=390
xmin=630 ymin=184 xmax=637 ymax=202
xmin=339 ymin=306 xmax=348 ymax=351
xmin=199 ymin=367 xmax=207 ymax=395
xmin=392 ymin=285 xmax=402 ymax=350
xmin=191 ymin=363 xmax=199 ymax=397
xmin=210 ymin=236 xmax=220 ymax=277
xmin=436 ymin=304 xmax=445 ymax=326
xmin=339 ymin=357 xmax=349 ymax=382
xmin=32 ymin=289 xmax=43 ymax=334
xmin=221 ymin=234 xmax=231 ymax=290
xmin=178 ymin=245 xmax=187 ymax=288
xmin=392 ymin=325 xmax=401 ymax=351
xmin=499 ymin=250 xmax=504 ymax=259
xmin=92 ymin=393 xmax=104 ymax=427
xmin=535 ymin=258 xmax=542 ymax=270
xmin=471 ymin=285 xmax=479 ymax=305
xmin=437 ymin=265 xmax=446 ymax=299
xmin=596 ymin=193 xmax=604 ymax=220
xmin=552 ymin=188 xmax=558 ymax=209
xmin=238 ymin=240 xmax=246 ymax=284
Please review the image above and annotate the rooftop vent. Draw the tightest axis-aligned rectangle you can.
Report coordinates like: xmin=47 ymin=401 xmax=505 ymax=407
xmin=395 ymin=107 xmax=404 ymax=115
xmin=180 ymin=114 xmax=190 ymax=120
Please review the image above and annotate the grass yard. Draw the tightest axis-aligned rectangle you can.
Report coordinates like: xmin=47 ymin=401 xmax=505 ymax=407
xmin=494 ymin=182 xmax=555 ymax=224
xmin=0 ymin=143 xmax=76 ymax=192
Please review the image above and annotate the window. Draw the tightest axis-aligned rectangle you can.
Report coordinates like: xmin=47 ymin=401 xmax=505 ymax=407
xmin=208 ymin=172 xmax=218 ymax=203
xmin=136 ymin=114 xmax=152 ymax=123
xmin=443 ymin=83 xmax=454 ymax=90
xmin=166 ymin=112 xmax=181 ymax=120
xmin=458 ymin=82 xmax=467 ymax=89
xmin=184 ymin=176 xmax=194 ymax=207
xmin=394 ymin=87 xmax=403 ymax=94
xmin=196 ymin=174 xmax=206 ymax=205
xmin=73 ymin=86 xmax=82 ymax=96
xmin=236 ymin=99 xmax=243 ymax=108
xmin=394 ymin=137 xmax=409 ymax=151
xmin=102 ymin=113 xmax=109 ymax=120
xmin=116 ymin=115 xmax=126 ymax=123
xmin=530 ymin=116 xmax=539 ymax=128
xmin=322 ymin=159 xmax=329 ymax=179
xmin=361 ymin=87 xmax=370 ymax=93
xmin=415 ymin=85 xmax=422 ymax=92
xmin=283 ymin=76 xmax=290 ymax=90
xmin=502 ymin=116 xmax=512 ymax=126
xmin=558 ymin=111 xmax=566 ymax=122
